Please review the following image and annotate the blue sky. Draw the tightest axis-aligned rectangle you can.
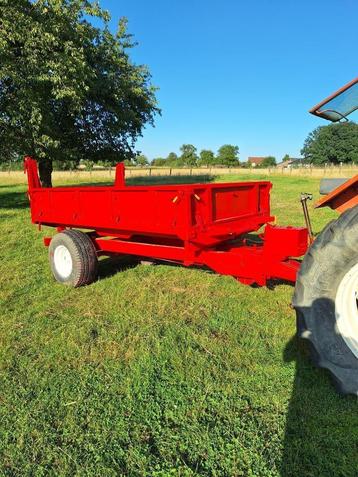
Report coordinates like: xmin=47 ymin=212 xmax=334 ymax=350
xmin=98 ymin=0 xmax=357 ymax=162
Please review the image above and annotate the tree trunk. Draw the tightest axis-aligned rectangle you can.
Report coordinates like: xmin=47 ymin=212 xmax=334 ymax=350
xmin=38 ymin=159 xmax=53 ymax=188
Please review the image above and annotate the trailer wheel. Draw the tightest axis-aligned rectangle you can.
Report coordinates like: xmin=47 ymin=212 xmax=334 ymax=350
xmin=49 ymin=230 xmax=98 ymax=287
xmin=293 ymin=205 xmax=358 ymax=395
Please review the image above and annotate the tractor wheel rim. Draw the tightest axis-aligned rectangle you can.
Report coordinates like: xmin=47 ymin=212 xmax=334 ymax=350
xmin=54 ymin=245 xmax=73 ymax=279
xmin=335 ymin=262 xmax=358 ymax=359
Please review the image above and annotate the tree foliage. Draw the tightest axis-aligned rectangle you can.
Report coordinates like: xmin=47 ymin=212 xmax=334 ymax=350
xmin=216 ymin=145 xmax=239 ymax=166
xmin=165 ymin=152 xmax=179 ymax=166
xmin=198 ymin=149 xmax=215 ymax=166
xmin=261 ymin=156 xmax=276 ymax=167
xmin=301 ymin=122 xmax=358 ymax=165
xmin=151 ymin=157 xmax=166 ymax=166
xmin=134 ymin=154 xmax=149 ymax=166
xmin=179 ymin=144 xmax=198 ymax=166
xmin=0 ymin=0 xmax=159 ymax=185
xmin=150 ymin=145 xmax=241 ymax=167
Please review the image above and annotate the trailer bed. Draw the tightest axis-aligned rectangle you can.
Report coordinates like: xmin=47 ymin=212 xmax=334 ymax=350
xmin=28 ymin=168 xmax=273 ymax=246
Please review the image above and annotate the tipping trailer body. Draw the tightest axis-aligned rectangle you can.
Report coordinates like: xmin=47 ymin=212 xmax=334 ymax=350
xmin=25 ymin=157 xmax=308 ymax=286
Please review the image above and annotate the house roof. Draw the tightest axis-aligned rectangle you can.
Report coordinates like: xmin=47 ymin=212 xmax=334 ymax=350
xmin=288 ymin=157 xmax=304 ymax=163
xmin=276 ymin=157 xmax=305 ymax=167
xmin=248 ymin=157 xmax=266 ymax=165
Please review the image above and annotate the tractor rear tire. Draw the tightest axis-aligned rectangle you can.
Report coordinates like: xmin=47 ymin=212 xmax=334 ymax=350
xmin=293 ymin=205 xmax=358 ymax=395
xmin=49 ymin=230 xmax=98 ymax=287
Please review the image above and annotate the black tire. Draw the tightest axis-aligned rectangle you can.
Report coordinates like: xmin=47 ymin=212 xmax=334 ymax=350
xmin=49 ymin=230 xmax=98 ymax=287
xmin=293 ymin=205 xmax=358 ymax=395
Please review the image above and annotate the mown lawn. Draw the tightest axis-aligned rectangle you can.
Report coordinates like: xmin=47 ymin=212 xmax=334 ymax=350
xmin=0 ymin=172 xmax=357 ymax=476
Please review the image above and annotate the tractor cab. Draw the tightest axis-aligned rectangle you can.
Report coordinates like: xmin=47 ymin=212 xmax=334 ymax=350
xmin=310 ymin=77 xmax=358 ymax=122
xmin=309 ymin=77 xmax=358 ymax=212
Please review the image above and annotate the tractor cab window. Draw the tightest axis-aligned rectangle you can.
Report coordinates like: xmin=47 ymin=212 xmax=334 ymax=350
xmin=310 ymin=77 xmax=358 ymax=122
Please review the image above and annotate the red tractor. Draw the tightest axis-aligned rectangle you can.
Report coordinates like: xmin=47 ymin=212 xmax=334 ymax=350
xmin=293 ymin=77 xmax=358 ymax=395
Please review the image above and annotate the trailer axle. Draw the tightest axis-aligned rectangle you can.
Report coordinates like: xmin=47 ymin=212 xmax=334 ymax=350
xmin=43 ymin=224 xmax=307 ymax=286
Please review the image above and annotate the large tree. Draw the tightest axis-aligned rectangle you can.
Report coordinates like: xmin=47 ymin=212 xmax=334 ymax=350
xmin=151 ymin=157 xmax=166 ymax=166
xmin=216 ymin=145 xmax=239 ymax=166
xmin=198 ymin=149 xmax=214 ymax=167
xmin=166 ymin=152 xmax=179 ymax=166
xmin=261 ymin=156 xmax=276 ymax=167
xmin=0 ymin=0 xmax=159 ymax=186
xmin=179 ymin=144 xmax=198 ymax=166
xmin=301 ymin=122 xmax=358 ymax=165
xmin=134 ymin=154 xmax=149 ymax=166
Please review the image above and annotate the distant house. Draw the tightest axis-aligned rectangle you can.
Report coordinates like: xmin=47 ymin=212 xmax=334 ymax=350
xmin=247 ymin=157 xmax=266 ymax=167
xmin=276 ymin=157 xmax=305 ymax=168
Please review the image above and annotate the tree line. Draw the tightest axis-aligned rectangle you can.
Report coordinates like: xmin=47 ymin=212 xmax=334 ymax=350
xmin=147 ymin=144 xmax=240 ymax=167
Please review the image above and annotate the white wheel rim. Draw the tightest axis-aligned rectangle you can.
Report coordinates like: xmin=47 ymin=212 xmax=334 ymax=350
xmin=335 ymin=262 xmax=358 ymax=358
xmin=53 ymin=245 xmax=73 ymax=279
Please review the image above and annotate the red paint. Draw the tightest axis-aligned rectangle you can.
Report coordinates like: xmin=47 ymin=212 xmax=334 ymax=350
xmin=25 ymin=157 xmax=308 ymax=285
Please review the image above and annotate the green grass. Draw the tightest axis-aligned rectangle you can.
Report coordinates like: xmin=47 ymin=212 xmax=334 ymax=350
xmin=0 ymin=173 xmax=357 ymax=476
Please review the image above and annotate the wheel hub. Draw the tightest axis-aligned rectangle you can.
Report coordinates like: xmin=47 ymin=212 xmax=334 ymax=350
xmin=53 ymin=245 xmax=73 ymax=279
xmin=335 ymin=262 xmax=358 ymax=358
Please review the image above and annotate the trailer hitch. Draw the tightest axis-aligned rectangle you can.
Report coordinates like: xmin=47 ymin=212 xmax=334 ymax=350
xmin=300 ymin=193 xmax=313 ymax=244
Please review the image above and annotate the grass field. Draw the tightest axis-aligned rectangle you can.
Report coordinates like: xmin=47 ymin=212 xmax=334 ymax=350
xmin=0 ymin=172 xmax=357 ymax=476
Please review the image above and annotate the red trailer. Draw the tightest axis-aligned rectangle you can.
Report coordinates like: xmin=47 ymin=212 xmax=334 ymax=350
xmin=25 ymin=157 xmax=308 ymax=287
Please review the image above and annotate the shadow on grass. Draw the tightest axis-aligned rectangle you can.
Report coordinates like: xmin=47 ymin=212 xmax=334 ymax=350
xmin=61 ymin=174 xmax=216 ymax=187
xmin=98 ymin=255 xmax=139 ymax=280
xmin=126 ymin=174 xmax=215 ymax=186
xmin=0 ymin=184 xmax=20 ymax=189
xmin=0 ymin=191 xmax=28 ymax=209
xmin=96 ymin=244 xmax=299 ymax=288
xmin=281 ymin=302 xmax=358 ymax=476
xmin=0 ymin=213 xmax=16 ymax=219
